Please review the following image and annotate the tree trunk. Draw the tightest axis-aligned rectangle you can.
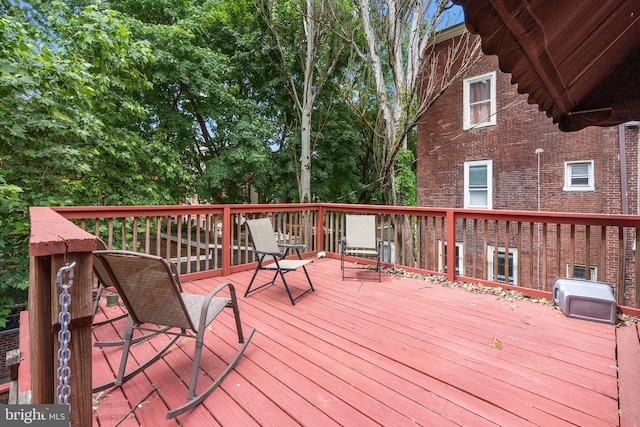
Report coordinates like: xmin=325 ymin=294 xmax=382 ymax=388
xmin=350 ymin=0 xmax=481 ymax=205
xmin=300 ymin=105 xmax=312 ymax=203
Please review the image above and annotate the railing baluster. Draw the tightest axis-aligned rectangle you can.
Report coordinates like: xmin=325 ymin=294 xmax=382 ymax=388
xmin=585 ymin=225 xmax=591 ymax=280
xmin=472 ymin=220 xmax=477 ymax=278
xmin=505 ymin=221 xmax=510 ymax=284
xmin=186 ymin=214 xmax=192 ymax=274
xmin=132 ymin=216 xmax=138 ymax=252
xmin=529 ymin=222 xmax=535 ymax=289
xmin=636 ymin=227 xmax=640 ymax=307
xmin=144 ymin=217 xmax=151 ymax=255
xmin=240 ymin=212 xmax=245 ymax=265
xmin=492 ymin=221 xmax=498 ymax=282
xmin=601 ymin=226 xmax=607 ymax=284
xmin=165 ymin=216 xmax=171 ymax=261
xmin=204 ymin=214 xmax=211 ymax=270
xmin=541 ymin=223 xmax=547 ymax=291
xmin=436 ymin=216 xmax=442 ymax=271
xmin=108 ymin=218 xmax=114 ymax=249
xmin=517 ymin=222 xmax=522 ymax=285
xmin=569 ymin=224 xmax=576 ymax=277
xmin=48 ymin=204 xmax=640 ymax=310
xmin=177 ymin=215 xmax=183 ymax=272
xmin=618 ymin=226 xmax=625 ymax=304
xmin=121 ymin=217 xmax=126 ymax=250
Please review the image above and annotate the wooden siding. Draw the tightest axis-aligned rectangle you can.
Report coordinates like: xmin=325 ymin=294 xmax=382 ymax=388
xmin=90 ymin=258 xmax=638 ymax=426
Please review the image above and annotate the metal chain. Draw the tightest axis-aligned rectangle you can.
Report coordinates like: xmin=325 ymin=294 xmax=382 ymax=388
xmin=56 ymin=261 xmax=76 ymax=406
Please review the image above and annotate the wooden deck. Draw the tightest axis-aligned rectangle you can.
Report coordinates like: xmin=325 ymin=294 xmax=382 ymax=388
xmin=91 ymin=257 xmax=640 ymax=426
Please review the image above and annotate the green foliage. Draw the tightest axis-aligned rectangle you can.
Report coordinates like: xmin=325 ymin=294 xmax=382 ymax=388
xmin=0 ymin=175 xmax=28 ymax=328
xmin=103 ymin=0 xmax=277 ymax=202
xmin=395 ymin=148 xmax=417 ymax=207
xmin=0 ymin=0 xmax=430 ymax=327
xmin=309 ymin=101 xmax=376 ymax=203
xmin=0 ymin=1 xmax=185 ymax=325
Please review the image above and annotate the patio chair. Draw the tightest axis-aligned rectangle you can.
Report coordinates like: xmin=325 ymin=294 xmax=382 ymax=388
xmin=92 ymin=239 xmax=172 ymax=347
xmin=92 ymin=238 xmax=128 ymax=347
xmin=340 ymin=215 xmax=382 ymax=281
xmin=92 ymin=250 xmax=255 ymax=419
xmin=244 ymin=217 xmax=315 ymax=305
xmin=92 ymin=237 xmax=116 ymax=323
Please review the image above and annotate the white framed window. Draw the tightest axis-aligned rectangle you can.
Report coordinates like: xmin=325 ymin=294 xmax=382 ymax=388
xmin=487 ymin=245 xmax=518 ymax=285
xmin=463 ymin=71 xmax=496 ymax=130
xmin=566 ymin=264 xmax=598 ymax=281
xmin=438 ymin=241 xmax=464 ymax=276
xmin=464 ymin=160 xmax=492 ymax=209
xmin=563 ymin=160 xmax=595 ymax=192
xmin=382 ymin=242 xmax=395 ymax=264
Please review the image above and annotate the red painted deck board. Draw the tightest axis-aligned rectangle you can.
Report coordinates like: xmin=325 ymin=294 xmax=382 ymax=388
xmin=617 ymin=322 xmax=640 ymax=427
xmin=90 ymin=257 xmax=639 ymax=426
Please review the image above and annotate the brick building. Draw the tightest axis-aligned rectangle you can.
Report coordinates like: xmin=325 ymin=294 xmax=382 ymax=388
xmin=416 ymin=24 xmax=640 ymax=293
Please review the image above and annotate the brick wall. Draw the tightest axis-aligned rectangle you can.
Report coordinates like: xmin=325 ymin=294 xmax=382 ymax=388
xmin=416 ymin=52 xmax=634 ymax=214
xmin=416 ymin=36 xmax=640 ymax=304
xmin=0 ymin=328 xmax=20 ymax=383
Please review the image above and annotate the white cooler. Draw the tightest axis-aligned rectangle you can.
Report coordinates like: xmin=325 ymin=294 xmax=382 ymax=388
xmin=552 ymin=278 xmax=617 ymax=324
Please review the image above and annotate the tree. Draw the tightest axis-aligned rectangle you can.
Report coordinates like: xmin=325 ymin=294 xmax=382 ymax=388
xmin=260 ymin=0 xmax=348 ymax=202
xmin=0 ymin=0 xmax=180 ymax=325
xmin=105 ymin=0 xmax=276 ymax=204
xmin=340 ymin=0 xmax=481 ymax=205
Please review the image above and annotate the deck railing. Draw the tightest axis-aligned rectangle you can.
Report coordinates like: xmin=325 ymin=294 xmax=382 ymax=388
xmin=52 ymin=203 xmax=640 ymax=309
xmin=26 ymin=203 xmax=640 ymax=425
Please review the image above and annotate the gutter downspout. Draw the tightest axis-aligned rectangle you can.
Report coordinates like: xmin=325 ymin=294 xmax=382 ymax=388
xmin=619 ymin=125 xmax=629 ymax=216
xmin=619 ymin=124 xmax=628 ymax=304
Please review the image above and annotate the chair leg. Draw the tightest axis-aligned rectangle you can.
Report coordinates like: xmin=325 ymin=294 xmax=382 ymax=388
xmin=92 ymin=312 xmax=128 ymax=328
xmin=244 ymin=265 xmax=261 ymax=297
xmin=229 ymin=288 xmax=245 ymax=344
xmin=94 ymin=325 xmax=172 ymax=348
xmin=183 ymin=303 xmax=244 ymax=400
xmin=92 ymin=285 xmax=103 ymax=317
xmin=279 ymin=266 xmax=315 ymax=305
xmin=167 ymin=327 xmax=255 ymax=420
xmin=244 ymin=265 xmax=278 ymax=297
xmin=115 ymin=316 xmax=135 ymax=386
xmin=279 ymin=271 xmax=296 ymax=305
xmin=92 ymin=318 xmax=180 ymax=393
xmin=341 ymin=253 xmax=382 ymax=282
xmin=187 ymin=334 xmax=205 ymax=400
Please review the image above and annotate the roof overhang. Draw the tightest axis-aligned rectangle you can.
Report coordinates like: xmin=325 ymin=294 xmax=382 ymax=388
xmin=452 ymin=0 xmax=640 ymax=131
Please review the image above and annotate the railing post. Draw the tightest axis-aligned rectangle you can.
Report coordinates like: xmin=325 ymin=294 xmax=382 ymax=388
xmin=316 ymin=205 xmax=324 ymax=252
xmin=446 ymin=210 xmax=456 ymax=282
xmin=28 ymin=255 xmax=54 ymax=404
xmin=29 ymin=207 xmax=95 ymax=427
xmin=222 ymin=205 xmax=232 ymax=276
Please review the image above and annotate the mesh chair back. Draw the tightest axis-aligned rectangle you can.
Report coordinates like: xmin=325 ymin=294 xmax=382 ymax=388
xmin=94 ymin=251 xmax=194 ymax=330
xmin=246 ymin=218 xmax=281 ymax=254
xmin=96 ymin=238 xmax=108 ymax=250
xmin=93 ymin=239 xmax=113 ymax=287
xmin=345 ymin=215 xmax=377 ymax=249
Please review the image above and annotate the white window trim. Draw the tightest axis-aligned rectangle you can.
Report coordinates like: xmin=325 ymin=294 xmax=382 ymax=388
xmin=566 ymin=264 xmax=598 ymax=281
xmin=463 ymin=71 xmax=497 ymax=130
xmin=438 ymin=240 xmax=464 ymax=276
xmin=464 ymin=160 xmax=493 ymax=209
xmin=487 ymin=245 xmax=518 ymax=285
xmin=563 ymin=160 xmax=595 ymax=192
